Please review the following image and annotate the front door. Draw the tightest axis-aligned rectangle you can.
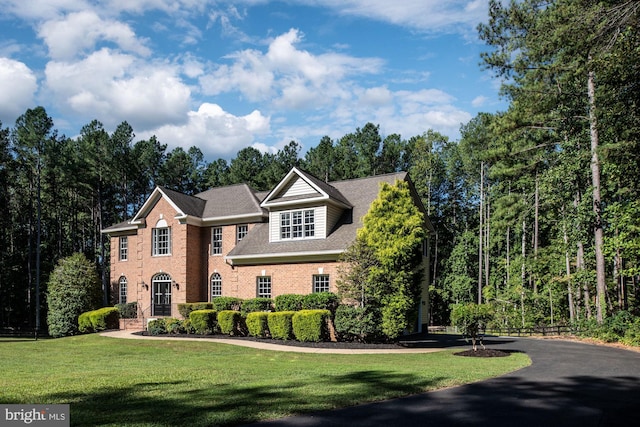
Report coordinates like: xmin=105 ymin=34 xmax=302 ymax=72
xmin=152 ymin=274 xmax=172 ymax=316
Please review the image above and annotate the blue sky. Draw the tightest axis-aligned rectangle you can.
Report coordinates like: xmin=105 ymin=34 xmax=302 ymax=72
xmin=0 ymin=0 xmax=505 ymax=161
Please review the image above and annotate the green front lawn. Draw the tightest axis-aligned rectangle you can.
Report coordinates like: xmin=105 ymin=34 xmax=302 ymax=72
xmin=0 ymin=334 xmax=530 ymax=426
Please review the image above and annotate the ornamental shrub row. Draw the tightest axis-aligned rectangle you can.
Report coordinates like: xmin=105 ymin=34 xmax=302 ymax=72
xmin=78 ymin=307 xmax=120 ymax=333
xmin=245 ymin=310 xmax=330 ymax=342
xmin=274 ymin=293 xmax=338 ymax=312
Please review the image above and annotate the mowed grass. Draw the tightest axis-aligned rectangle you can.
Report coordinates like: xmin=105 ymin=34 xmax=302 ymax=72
xmin=0 ymin=334 xmax=530 ymax=426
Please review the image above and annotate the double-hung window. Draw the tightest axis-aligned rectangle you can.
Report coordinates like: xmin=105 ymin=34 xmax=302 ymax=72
xmin=211 ymin=227 xmax=222 ymax=255
xmin=237 ymin=224 xmax=248 ymax=242
xmin=280 ymin=209 xmax=315 ymax=240
xmin=119 ymin=236 xmax=128 ymax=261
xmin=257 ymin=276 xmax=271 ymax=298
xmin=313 ymin=274 xmax=330 ymax=293
xmin=152 ymin=227 xmax=171 ymax=256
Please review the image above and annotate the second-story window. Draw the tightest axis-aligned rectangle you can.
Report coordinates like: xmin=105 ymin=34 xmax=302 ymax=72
xmin=280 ymin=209 xmax=315 ymax=240
xmin=237 ymin=224 xmax=248 ymax=242
xmin=152 ymin=227 xmax=171 ymax=256
xmin=119 ymin=236 xmax=128 ymax=261
xmin=211 ymin=227 xmax=222 ymax=255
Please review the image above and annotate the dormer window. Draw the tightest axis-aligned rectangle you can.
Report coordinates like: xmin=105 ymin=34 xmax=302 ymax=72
xmin=280 ymin=209 xmax=315 ymax=240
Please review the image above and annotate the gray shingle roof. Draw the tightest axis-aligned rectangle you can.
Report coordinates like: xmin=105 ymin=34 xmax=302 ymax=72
xmin=227 ymin=172 xmax=409 ymax=260
xmin=195 ymin=184 xmax=264 ymax=219
xmin=158 ymin=186 xmax=206 ymax=217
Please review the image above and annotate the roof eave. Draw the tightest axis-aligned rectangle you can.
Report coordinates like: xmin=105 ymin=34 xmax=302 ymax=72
xmin=225 ymin=249 xmax=344 ymax=266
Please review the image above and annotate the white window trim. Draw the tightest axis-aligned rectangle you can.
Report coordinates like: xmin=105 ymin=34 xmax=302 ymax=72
xmin=237 ymin=224 xmax=248 ymax=242
xmin=211 ymin=273 xmax=222 ymax=299
xmin=279 ymin=209 xmax=315 ymax=241
xmin=313 ymin=274 xmax=330 ymax=293
xmin=119 ymin=236 xmax=128 ymax=261
xmin=257 ymin=276 xmax=271 ymax=298
xmin=211 ymin=227 xmax=223 ymax=255
xmin=152 ymin=227 xmax=171 ymax=256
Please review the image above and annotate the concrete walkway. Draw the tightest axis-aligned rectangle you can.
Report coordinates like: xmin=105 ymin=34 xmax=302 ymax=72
xmin=100 ymin=329 xmax=444 ymax=354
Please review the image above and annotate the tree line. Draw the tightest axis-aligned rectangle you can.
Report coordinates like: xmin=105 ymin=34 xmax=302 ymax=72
xmin=1 ymin=0 xmax=638 ymax=332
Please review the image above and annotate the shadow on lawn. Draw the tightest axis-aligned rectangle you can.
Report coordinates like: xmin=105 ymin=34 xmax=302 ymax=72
xmin=44 ymin=370 xmax=443 ymax=426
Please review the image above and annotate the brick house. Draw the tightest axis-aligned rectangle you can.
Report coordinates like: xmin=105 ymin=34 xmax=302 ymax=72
xmin=102 ymin=167 xmax=434 ymax=331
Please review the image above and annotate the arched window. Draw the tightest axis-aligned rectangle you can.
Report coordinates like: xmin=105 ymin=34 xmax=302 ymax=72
xmin=211 ymin=273 xmax=222 ymax=299
xmin=118 ymin=276 xmax=127 ymax=304
xmin=152 ymin=219 xmax=171 ymax=256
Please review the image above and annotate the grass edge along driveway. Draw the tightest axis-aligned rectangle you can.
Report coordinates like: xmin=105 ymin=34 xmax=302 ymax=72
xmin=0 ymin=334 xmax=530 ymax=426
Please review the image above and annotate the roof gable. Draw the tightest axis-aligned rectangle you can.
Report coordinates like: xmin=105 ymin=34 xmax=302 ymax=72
xmin=261 ymin=167 xmax=351 ymax=209
xmin=131 ymin=186 xmax=205 ymax=224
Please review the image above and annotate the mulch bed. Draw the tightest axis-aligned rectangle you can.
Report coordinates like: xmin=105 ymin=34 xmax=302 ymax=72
xmin=454 ymin=348 xmax=512 ymax=357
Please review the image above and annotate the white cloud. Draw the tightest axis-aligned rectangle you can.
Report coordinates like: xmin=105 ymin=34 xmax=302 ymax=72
xmin=301 ymin=0 xmax=487 ymax=33
xmin=38 ymin=10 xmax=151 ymax=60
xmin=44 ymin=48 xmax=190 ymax=130
xmin=472 ymin=95 xmax=487 ymax=108
xmin=0 ymin=57 xmax=38 ymax=124
xmin=140 ymin=103 xmax=271 ymax=159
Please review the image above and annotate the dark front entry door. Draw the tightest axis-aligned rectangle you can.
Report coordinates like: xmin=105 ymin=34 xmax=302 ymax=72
xmin=153 ymin=279 xmax=172 ymax=316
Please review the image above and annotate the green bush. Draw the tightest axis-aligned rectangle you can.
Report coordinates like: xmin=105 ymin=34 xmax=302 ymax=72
xmin=47 ymin=253 xmax=102 ymax=337
xmin=115 ymin=302 xmax=138 ymax=319
xmin=165 ymin=318 xmax=185 ymax=334
xmin=78 ymin=307 xmax=119 ymax=334
xmin=622 ymin=319 xmax=640 ymax=347
xmin=182 ymin=319 xmax=195 ymax=334
xmin=302 ymin=292 xmax=339 ymax=312
xmin=78 ymin=312 xmax=93 ymax=333
xmin=218 ymin=310 xmax=243 ymax=335
xmin=451 ymin=303 xmax=493 ymax=351
xmin=178 ymin=303 xmax=213 ymax=319
xmin=148 ymin=319 xmax=167 ymax=335
xmin=334 ymin=305 xmax=381 ymax=342
xmin=90 ymin=307 xmax=119 ymax=331
xmin=292 ymin=310 xmax=330 ymax=342
xmin=189 ymin=309 xmax=218 ymax=334
xmin=211 ymin=297 xmax=243 ymax=312
xmin=275 ymin=294 xmax=304 ymax=311
xmin=267 ymin=311 xmax=295 ymax=340
xmin=246 ymin=312 xmax=270 ymax=337
xmin=242 ymin=298 xmax=273 ymax=315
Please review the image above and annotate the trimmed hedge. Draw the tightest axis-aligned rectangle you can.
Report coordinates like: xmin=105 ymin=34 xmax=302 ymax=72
xmin=78 ymin=307 xmax=120 ymax=333
xmin=211 ymin=297 xmax=243 ymax=312
xmin=246 ymin=312 xmax=270 ymax=337
xmin=189 ymin=309 xmax=218 ymax=334
xmin=218 ymin=310 xmax=243 ymax=335
xmin=267 ymin=311 xmax=295 ymax=340
xmin=334 ymin=305 xmax=380 ymax=342
xmin=292 ymin=309 xmax=330 ymax=342
xmin=302 ymin=292 xmax=339 ymax=312
xmin=178 ymin=303 xmax=213 ymax=319
xmin=275 ymin=294 xmax=304 ymax=312
xmin=242 ymin=298 xmax=273 ymax=314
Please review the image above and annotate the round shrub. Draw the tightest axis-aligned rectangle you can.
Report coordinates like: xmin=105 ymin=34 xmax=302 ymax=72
xmin=148 ymin=319 xmax=167 ymax=335
xmin=292 ymin=310 xmax=330 ymax=342
xmin=246 ymin=312 xmax=270 ymax=337
xmin=275 ymin=294 xmax=304 ymax=311
xmin=189 ymin=309 xmax=218 ymax=334
xmin=267 ymin=311 xmax=295 ymax=340
xmin=47 ymin=253 xmax=102 ymax=337
xmin=302 ymin=292 xmax=339 ymax=312
xmin=334 ymin=305 xmax=380 ymax=342
xmin=165 ymin=318 xmax=185 ymax=334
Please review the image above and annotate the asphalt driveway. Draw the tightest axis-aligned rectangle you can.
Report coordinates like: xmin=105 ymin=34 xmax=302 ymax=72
xmin=250 ymin=335 xmax=640 ymax=426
